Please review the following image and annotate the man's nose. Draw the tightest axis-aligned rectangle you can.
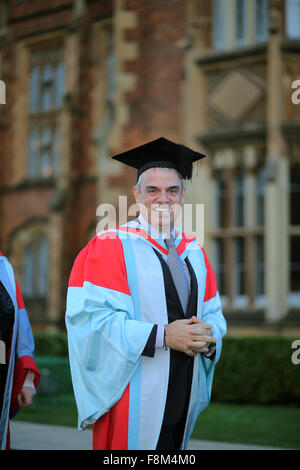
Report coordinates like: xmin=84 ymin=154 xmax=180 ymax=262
xmin=158 ymin=190 xmax=169 ymax=204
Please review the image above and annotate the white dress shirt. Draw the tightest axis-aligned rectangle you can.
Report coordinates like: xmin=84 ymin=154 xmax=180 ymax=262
xmin=138 ymin=215 xmax=191 ymax=348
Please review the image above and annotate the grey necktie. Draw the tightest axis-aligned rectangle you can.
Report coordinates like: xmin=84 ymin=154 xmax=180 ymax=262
xmin=165 ymin=233 xmax=190 ymax=314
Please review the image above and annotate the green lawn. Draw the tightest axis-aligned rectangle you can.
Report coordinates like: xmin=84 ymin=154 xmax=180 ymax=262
xmin=192 ymin=402 xmax=300 ymax=449
xmin=14 ymin=394 xmax=78 ymax=428
xmin=14 ymin=396 xmax=300 ymax=449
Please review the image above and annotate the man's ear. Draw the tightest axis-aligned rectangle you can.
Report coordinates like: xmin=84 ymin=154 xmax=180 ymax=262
xmin=133 ymin=185 xmax=141 ymax=204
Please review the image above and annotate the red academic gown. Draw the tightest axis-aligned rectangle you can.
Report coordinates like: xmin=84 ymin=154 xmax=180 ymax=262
xmin=0 ymin=250 xmax=40 ymax=450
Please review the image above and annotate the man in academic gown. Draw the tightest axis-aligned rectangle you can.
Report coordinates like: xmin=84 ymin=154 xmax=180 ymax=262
xmin=0 ymin=251 xmax=40 ymax=450
xmin=66 ymin=137 xmax=226 ymax=450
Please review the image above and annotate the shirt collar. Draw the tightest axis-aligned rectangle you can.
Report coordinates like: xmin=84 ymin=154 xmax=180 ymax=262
xmin=137 ymin=214 xmax=175 ymax=241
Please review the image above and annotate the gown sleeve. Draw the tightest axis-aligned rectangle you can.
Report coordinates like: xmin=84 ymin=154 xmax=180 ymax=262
xmin=200 ymin=247 xmax=227 ymax=366
xmin=10 ymin=281 xmax=40 ymax=417
xmin=66 ymin=233 xmax=155 ymax=429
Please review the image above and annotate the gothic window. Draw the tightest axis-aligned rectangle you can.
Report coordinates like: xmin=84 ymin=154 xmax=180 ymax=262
xmin=215 ymin=170 xmax=227 ymax=228
xmin=232 ymin=168 xmax=245 ymax=227
xmin=255 ymin=0 xmax=268 ymax=42
xmin=290 ymin=163 xmax=300 ymax=226
xmin=212 ymin=0 xmax=269 ymax=50
xmin=23 ymin=234 xmax=48 ymax=298
xmin=232 ymin=237 xmax=247 ymax=306
xmin=213 ymin=158 xmax=266 ymax=309
xmin=28 ymin=47 xmax=64 ymax=179
xmin=256 ymin=166 xmax=267 ymax=226
xmin=254 ymin=235 xmax=265 ymax=305
xmin=106 ymin=27 xmax=116 ymax=104
xmin=289 ymin=163 xmax=300 ymax=306
xmin=9 ymin=223 xmax=49 ymax=324
xmin=290 ymin=236 xmax=300 ymax=306
xmin=286 ymin=0 xmax=300 ymax=39
xmin=214 ymin=237 xmax=227 ymax=304
xmin=213 ymin=0 xmax=227 ymax=50
xmin=235 ymin=0 xmax=247 ymax=47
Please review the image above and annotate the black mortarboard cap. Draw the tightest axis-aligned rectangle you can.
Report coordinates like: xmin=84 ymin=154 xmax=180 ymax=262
xmin=112 ymin=137 xmax=206 ymax=181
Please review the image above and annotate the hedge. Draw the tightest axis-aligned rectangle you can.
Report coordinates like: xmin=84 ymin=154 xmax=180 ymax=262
xmin=35 ymin=356 xmax=73 ymax=396
xmin=34 ymin=331 xmax=69 ymax=357
xmin=33 ymin=333 xmax=300 ymax=405
xmin=212 ymin=336 xmax=300 ymax=406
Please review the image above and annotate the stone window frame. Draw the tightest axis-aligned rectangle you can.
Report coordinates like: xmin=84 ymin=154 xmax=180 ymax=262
xmin=27 ymin=45 xmax=64 ymax=180
xmin=23 ymin=231 xmax=49 ymax=298
xmin=285 ymin=0 xmax=300 ymax=39
xmin=234 ymin=0 xmax=248 ymax=47
xmin=211 ymin=145 xmax=267 ymax=309
xmin=212 ymin=0 xmax=269 ymax=51
xmin=12 ymin=31 xmax=66 ymax=186
xmin=288 ymin=144 xmax=300 ymax=307
xmin=9 ymin=220 xmax=49 ymax=324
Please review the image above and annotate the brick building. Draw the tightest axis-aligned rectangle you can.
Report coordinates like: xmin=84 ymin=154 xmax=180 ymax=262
xmin=0 ymin=0 xmax=299 ymax=333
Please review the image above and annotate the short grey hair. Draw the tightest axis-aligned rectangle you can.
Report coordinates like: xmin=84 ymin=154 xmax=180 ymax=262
xmin=136 ymin=167 xmax=185 ymax=194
